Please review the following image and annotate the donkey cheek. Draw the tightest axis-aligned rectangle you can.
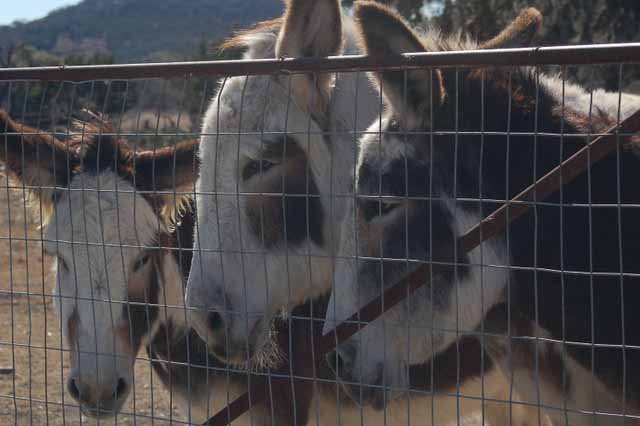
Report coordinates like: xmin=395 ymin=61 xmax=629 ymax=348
xmin=245 ymin=190 xmax=324 ymax=248
xmin=363 ymin=225 xmax=383 ymax=259
xmin=66 ymin=309 xmax=80 ymax=364
xmin=115 ymin=322 xmax=142 ymax=359
xmin=246 ymin=194 xmax=282 ymax=248
xmin=283 ymin=191 xmax=324 ymax=246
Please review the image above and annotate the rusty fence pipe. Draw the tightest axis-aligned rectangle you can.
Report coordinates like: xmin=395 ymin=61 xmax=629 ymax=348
xmin=1 ymin=43 xmax=640 ymax=82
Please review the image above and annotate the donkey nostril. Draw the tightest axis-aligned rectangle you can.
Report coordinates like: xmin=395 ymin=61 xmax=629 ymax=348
xmin=67 ymin=378 xmax=81 ymax=401
xmin=113 ymin=378 xmax=127 ymax=399
xmin=207 ymin=311 xmax=224 ymax=332
xmin=327 ymin=345 xmax=357 ymax=377
xmin=326 ymin=350 xmax=347 ymax=375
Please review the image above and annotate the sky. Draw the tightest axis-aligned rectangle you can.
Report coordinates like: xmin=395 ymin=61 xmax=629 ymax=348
xmin=1 ymin=0 xmax=79 ymax=25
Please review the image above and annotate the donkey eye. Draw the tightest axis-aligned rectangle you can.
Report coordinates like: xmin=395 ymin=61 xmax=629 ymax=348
xmin=133 ymin=253 xmax=151 ymax=273
xmin=360 ymin=199 xmax=402 ymax=221
xmin=242 ymin=159 xmax=275 ymax=181
xmin=57 ymin=257 xmax=70 ymax=272
xmin=387 ymin=119 xmax=401 ymax=133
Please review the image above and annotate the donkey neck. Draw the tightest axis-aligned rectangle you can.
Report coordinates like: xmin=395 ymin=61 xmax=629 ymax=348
xmin=437 ymin=69 xmax=604 ymax=205
xmin=152 ymin=207 xmax=196 ymax=334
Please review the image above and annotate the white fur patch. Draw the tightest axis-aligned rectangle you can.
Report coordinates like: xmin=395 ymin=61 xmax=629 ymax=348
xmin=437 ymin=197 xmax=508 ymax=351
xmin=540 ymin=75 xmax=640 ymax=121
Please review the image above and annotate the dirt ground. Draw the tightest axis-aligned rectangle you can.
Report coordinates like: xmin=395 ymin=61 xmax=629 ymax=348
xmin=0 ymin=171 xmax=185 ymax=426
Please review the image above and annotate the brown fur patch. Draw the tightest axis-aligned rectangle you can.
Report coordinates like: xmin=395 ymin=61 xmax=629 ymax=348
xmin=244 ymin=138 xmax=323 ymax=247
xmin=466 ymin=68 xmax=537 ymax=113
xmin=556 ymin=105 xmax=617 ymax=134
xmin=0 ymin=110 xmax=199 ymax=226
xmin=132 ymin=139 xmax=199 ymax=223
xmin=554 ymin=106 xmax=640 ymax=153
xmin=114 ymin=322 xmax=137 ymax=358
xmin=0 ymin=109 xmax=83 ymax=219
xmin=218 ymin=18 xmax=283 ymax=52
xmin=357 ymin=204 xmax=402 ymax=259
xmin=126 ymin=251 xmax=156 ymax=303
xmin=67 ymin=308 xmax=80 ymax=364
xmin=119 ymin=249 xmax=164 ymax=360
xmin=358 ymin=210 xmax=381 ymax=259
xmin=480 ymin=8 xmax=543 ymax=50
xmin=484 ymin=306 xmax=570 ymax=395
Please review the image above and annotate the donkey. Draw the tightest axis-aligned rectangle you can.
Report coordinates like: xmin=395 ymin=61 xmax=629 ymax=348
xmin=324 ymin=2 xmax=640 ymax=425
xmin=0 ymin=110 xmax=275 ymax=424
xmin=185 ymin=0 xmax=550 ymax=424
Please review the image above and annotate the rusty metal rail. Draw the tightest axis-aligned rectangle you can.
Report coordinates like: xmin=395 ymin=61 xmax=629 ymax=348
xmin=204 ymin=108 xmax=640 ymax=426
xmin=1 ymin=43 xmax=640 ymax=82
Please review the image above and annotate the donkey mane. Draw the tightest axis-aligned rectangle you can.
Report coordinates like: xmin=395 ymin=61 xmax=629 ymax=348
xmin=405 ymin=27 xmax=480 ymax=53
xmin=218 ymin=18 xmax=283 ymax=58
xmin=368 ymin=31 xmax=627 ymax=141
xmin=446 ymin=47 xmax=636 ymax=142
xmin=77 ymin=126 xmax=198 ymax=225
xmin=474 ymin=67 xmax=621 ymax=132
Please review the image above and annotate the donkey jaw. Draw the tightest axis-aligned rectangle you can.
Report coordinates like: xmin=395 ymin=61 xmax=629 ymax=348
xmin=80 ymin=398 xmax=129 ymax=419
xmin=334 ymin=360 xmax=405 ymax=410
xmin=190 ymin=309 xmax=268 ymax=367
xmin=208 ymin=328 xmax=261 ymax=368
xmin=72 ymin=374 xmax=133 ymax=419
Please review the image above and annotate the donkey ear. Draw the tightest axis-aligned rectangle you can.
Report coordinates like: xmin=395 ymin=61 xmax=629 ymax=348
xmin=0 ymin=109 xmax=77 ymax=214
xmin=275 ymin=0 xmax=343 ymax=114
xmin=355 ymin=1 xmax=441 ymax=126
xmin=480 ymin=8 xmax=543 ymax=49
xmin=133 ymin=139 xmax=199 ymax=222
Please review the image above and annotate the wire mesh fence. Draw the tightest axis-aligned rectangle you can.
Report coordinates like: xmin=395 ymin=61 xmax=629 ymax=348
xmin=1 ymin=20 xmax=640 ymax=426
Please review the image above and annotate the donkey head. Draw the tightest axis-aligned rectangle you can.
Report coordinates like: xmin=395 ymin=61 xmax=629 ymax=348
xmin=0 ymin=110 xmax=197 ymax=417
xmin=185 ymin=0 xmax=380 ymax=366
xmin=323 ymin=2 xmax=542 ymax=408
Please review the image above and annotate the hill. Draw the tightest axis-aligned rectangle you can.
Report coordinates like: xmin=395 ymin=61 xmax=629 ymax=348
xmin=0 ymin=0 xmax=283 ymax=61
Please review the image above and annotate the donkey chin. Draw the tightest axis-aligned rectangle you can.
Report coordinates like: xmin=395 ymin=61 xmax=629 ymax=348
xmin=80 ymin=400 xmax=129 ymax=419
xmin=190 ymin=308 xmax=277 ymax=368
xmin=330 ymin=351 xmax=409 ymax=410
xmin=69 ymin=376 xmax=131 ymax=419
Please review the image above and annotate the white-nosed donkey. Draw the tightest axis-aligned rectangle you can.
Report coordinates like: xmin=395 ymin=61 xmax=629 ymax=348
xmin=185 ymin=0 xmax=378 ymax=365
xmin=325 ymin=2 xmax=640 ymax=425
xmin=186 ymin=0 xmax=550 ymax=424
xmin=0 ymin=110 xmax=282 ymax=424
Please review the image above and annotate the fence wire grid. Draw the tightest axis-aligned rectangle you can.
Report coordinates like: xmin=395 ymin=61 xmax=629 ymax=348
xmin=1 ymin=41 xmax=640 ymax=426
